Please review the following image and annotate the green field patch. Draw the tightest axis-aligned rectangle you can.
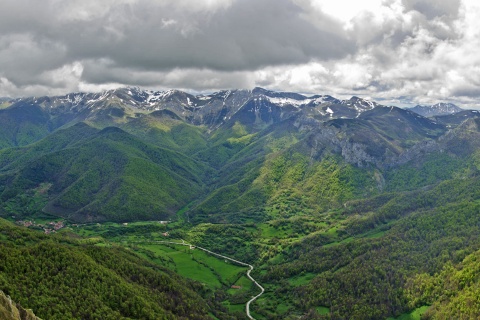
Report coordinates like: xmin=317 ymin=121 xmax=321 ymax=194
xmin=326 ymin=226 xmax=338 ymax=235
xmin=249 ymin=292 xmax=293 ymax=319
xmin=227 ymin=133 xmax=256 ymax=146
xmin=75 ymin=228 xmax=99 ymax=237
xmin=288 ymin=272 xmax=316 ymax=286
xmin=192 ymin=250 xmax=247 ymax=284
xmin=267 ymin=252 xmax=286 ymax=264
xmin=74 ymin=221 xmax=249 ymax=290
xmin=227 ymin=275 xmax=253 ymax=295
xmin=317 ymin=306 xmax=330 ymax=315
xmin=94 ymin=242 xmax=110 ymax=247
xmin=140 ymin=244 xmax=222 ymax=288
xmin=387 ymin=306 xmax=430 ymax=320
xmin=78 ymin=237 xmax=104 ymax=244
xmin=259 ymin=223 xmax=290 ymax=238
xmin=221 ymin=301 xmax=245 ymax=314
xmin=138 ymin=243 xmax=247 ymax=288
xmin=276 ymin=303 xmax=290 ymax=314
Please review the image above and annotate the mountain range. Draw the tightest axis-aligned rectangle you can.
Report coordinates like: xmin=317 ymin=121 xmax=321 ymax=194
xmin=0 ymin=87 xmax=381 ymax=146
xmin=0 ymin=87 xmax=475 ymax=223
xmin=1 ymin=87 xmax=480 ymax=319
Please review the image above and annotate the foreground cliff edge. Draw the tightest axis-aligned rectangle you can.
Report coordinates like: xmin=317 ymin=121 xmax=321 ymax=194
xmin=0 ymin=290 xmax=41 ymax=320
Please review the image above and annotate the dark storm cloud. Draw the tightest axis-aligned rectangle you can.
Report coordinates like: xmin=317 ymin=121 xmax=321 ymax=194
xmin=86 ymin=0 xmax=352 ymax=71
xmin=80 ymin=59 xmax=253 ymax=90
xmin=0 ymin=0 xmax=352 ymax=79
xmin=0 ymin=34 xmax=67 ymax=86
xmin=451 ymin=86 xmax=480 ymax=98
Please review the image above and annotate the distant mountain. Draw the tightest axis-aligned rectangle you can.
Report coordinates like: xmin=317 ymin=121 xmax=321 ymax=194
xmin=409 ymin=102 xmax=463 ymax=117
xmin=326 ymin=106 xmax=446 ymax=164
xmin=433 ymin=109 xmax=480 ymax=127
xmin=4 ymin=87 xmax=379 ymax=134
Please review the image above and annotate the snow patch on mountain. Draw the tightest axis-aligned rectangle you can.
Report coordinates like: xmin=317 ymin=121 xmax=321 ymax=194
xmin=265 ymin=96 xmax=306 ymax=107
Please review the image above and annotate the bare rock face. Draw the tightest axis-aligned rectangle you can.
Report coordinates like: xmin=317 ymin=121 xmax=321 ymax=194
xmin=0 ymin=290 xmax=41 ymax=320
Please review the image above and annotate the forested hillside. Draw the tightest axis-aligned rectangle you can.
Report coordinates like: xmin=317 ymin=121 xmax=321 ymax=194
xmin=0 ymin=219 xmax=236 ymax=320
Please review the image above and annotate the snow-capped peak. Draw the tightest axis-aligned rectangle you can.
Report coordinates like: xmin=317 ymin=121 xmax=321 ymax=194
xmin=410 ymin=102 xmax=463 ymax=117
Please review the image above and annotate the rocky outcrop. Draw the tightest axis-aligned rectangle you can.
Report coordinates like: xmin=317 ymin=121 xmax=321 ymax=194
xmin=0 ymin=290 xmax=41 ymax=320
xmin=295 ymin=110 xmax=480 ymax=171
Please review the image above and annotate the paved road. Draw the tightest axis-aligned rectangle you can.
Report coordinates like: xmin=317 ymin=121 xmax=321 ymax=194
xmin=142 ymin=240 xmax=264 ymax=319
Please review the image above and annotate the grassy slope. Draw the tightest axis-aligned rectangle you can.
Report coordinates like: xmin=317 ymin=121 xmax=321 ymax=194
xmin=120 ymin=113 xmax=209 ymax=155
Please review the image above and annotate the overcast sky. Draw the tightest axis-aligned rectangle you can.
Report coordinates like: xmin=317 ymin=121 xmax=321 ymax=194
xmin=1 ymin=0 xmax=479 ymax=107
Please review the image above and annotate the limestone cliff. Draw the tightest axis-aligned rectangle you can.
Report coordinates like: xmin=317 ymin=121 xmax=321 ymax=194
xmin=0 ymin=290 xmax=41 ymax=320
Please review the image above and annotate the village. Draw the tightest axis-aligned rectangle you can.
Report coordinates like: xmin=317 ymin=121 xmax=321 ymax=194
xmin=15 ymin=219 xmax=172 ymax=236
xmin=16 ymin=219 xmax=65 ymax=234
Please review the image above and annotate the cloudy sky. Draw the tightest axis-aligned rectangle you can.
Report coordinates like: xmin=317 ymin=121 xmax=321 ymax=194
xmin=1 ymin=0 xmax=479 ymax=107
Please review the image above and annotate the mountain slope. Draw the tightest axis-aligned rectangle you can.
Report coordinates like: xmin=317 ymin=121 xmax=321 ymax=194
xmin=432 ymin=109 xmax=480 ymax=128
xmin=0 ymin=103 xmax=51 ymax=149
xmin=190 ymin=105 xmax=449 ymax=221
xmin=406 ymin=249 xmax=480 ymax=319
xmin=119 ymin=111 xmax=209 ymax=154
xmin=0 ymin=123 xmax=211 ymax=222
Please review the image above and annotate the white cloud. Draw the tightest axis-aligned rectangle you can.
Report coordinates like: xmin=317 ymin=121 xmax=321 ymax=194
xmin=306 ymin=0 xmax=385 ymax=24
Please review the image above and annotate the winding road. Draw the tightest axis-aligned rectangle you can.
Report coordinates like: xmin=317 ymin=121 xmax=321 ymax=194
xmin=143 ymin=240 xmax=264 ymax=319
